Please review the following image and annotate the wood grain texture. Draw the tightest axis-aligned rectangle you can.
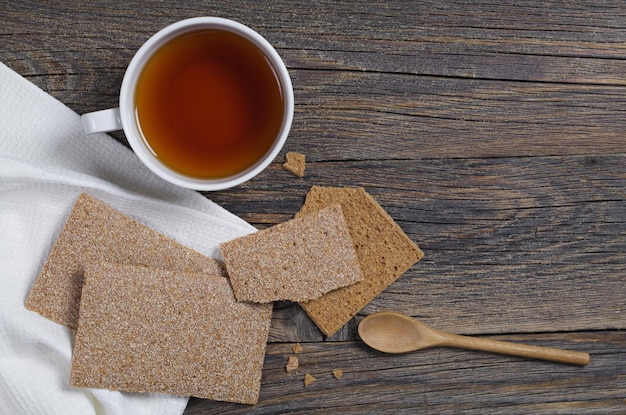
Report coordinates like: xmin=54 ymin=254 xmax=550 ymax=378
xmin=1 ymin=0 xmax=624 ymax=413
xmin=186 ymin=332 xmax=626 ymax=414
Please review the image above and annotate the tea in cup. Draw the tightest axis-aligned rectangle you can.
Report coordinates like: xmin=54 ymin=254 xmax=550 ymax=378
xmin=82 ymin=17 xmax=293 ymax=190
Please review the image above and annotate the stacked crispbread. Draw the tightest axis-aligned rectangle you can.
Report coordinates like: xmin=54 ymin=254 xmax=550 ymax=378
xmin=26 ymin=187 xmax=422 ymax=404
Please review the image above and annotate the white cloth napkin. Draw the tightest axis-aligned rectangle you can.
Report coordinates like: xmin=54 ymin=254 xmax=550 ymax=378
xmin=0 ymin=62 xmax=256 ymax=415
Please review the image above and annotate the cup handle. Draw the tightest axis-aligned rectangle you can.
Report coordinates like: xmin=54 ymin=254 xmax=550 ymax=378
xmin=81 ymin=108 xmax=122 ymax=134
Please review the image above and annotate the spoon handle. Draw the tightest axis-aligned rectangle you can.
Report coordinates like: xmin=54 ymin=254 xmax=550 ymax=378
xmin=440 ymin=333 xmax=590 ymax=365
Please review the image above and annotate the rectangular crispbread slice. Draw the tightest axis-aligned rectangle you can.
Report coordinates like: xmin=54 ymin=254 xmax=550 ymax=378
xmin=71 ymin=262 xmax=272 ymax=404
xmin=220 ymin=204 xmax=363 ymax=303
xmin=296 ymin=186 xmax=424 ymax=337
xmin=25 ymin=193 xmax=225 ymax=329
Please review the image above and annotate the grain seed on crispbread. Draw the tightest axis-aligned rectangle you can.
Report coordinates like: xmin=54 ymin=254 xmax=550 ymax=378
xmin=220 ymin=204 xmax=363 ymax=303
xmin=295 ymin=186 xmax=424 ymax=337
xmin=71 ymin=262 xmax=272 ymax=405
xmin=25 ymin=193 xmax=225 ymax=330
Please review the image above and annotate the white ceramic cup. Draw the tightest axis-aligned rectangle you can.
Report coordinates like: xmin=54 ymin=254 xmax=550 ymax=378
xmin=82 ymin=17 xmax=294 ymax=191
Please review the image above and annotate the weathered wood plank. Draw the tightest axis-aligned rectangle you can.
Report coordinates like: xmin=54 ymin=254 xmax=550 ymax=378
xmin=185 ymin=331 xmax=626 ymax=414
xmin=216 ymin=153 xmax=626 ymax=226
xmin=5 ymin=1 xmax=626 ymax=83
xmin=289 ymin=70 xmax=626 ymax=160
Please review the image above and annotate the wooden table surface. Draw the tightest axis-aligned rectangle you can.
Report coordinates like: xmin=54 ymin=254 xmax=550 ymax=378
xmin=3 ymin=1 xmax=625 ymax=413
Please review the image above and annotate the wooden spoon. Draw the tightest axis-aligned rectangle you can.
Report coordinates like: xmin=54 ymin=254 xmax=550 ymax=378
xmin=358 ymin=311 xmax=590 ymax=365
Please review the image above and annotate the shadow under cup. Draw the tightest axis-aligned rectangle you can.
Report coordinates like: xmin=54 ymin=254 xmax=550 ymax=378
xmin=120 ymin=18 xmax=293 ymax=191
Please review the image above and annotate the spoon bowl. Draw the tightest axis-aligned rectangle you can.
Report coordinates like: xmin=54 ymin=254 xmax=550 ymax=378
xmin=358 ymin=310 xmax=445 ymax=353
xmin=358 ymin=311 xmax=590 ymax=365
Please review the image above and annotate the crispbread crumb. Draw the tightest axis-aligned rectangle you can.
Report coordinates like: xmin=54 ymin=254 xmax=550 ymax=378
xmin=286 ymin=356 xmax=299 ymax=372
xmin=303 ymin=373 xmax=316 ymax=387
xmin=25 ymin=193 xmax=226 ymax=330
xmin=282 ymin=151 xmax=306 ymax=177
xmin=70 ymin=262 xmax=272 ymax=405
xmin=292 ymin=343 xmax=303 ymax=354
xmin=221 ymin=204 xmax=363 ymax=303
xmin=333 ymin=369 xmax=343 ymax=379
xmin=296 ymin=187 xmax=424 ymax=337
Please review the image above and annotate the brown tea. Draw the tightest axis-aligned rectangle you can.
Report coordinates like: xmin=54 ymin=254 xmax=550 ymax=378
xmin=134 ymin=29 xmax=285 ymax=179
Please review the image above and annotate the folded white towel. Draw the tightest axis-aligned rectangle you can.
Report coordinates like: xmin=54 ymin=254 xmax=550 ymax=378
xmin=0 ymin=62 xmax=256 ymax=415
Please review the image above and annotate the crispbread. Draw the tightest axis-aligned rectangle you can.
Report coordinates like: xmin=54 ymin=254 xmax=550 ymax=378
xmin=25 ymin=193 xmax=225 ymax=329
xmin=71 ymin=262 xmax=271 ymax=404
xmin=303 ymin=373 xmax=316 ymax=387
xmin=220 ymin=204 xmax=363 ymax=303
xmin=285 ymin=356 xmax=299 ymax=372
xmin=282 ymin=151 xmax=306 ymax=177
xmin=296 ymin=186 xmax=424 ymax=337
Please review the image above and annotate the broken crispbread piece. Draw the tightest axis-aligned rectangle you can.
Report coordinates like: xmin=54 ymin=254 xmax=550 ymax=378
xmin=282 ymin=151 xmax=306 ymax=177
xmin=303 ymin=373 xmax=316 ymax=387
xmin=220 ymin=204 xmax=363 ymax=303
xmin=285 ymin=356 xmax=299 ymax=373
xmin=296 ymin=186 xmax=424 ymax=337
xmin=71 ymin=262 xmax=272 ymax=405
xmin=25 ymin=193 xmax=226 ymax=330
